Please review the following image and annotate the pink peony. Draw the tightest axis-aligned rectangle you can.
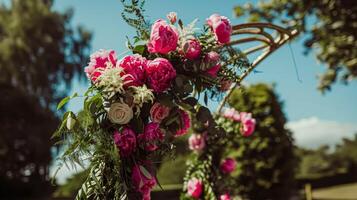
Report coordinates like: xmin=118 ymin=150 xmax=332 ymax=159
xmin=145 ymin=58 xmax=176 ymax=93
xmin=220 ymin=193 xmax=231 ymax=200
xmin=223 ymin=108 xmax=240 ymax=122
xmin=150 ymin=102 xmax=170 ymax=123
xmin=118 ymin=54 xmax=147 ymax=87
xmin=188 ymin=134 xmax=205 ymax=151
xmin=167 ymin=12 xmax=177 ymax=24
xmin=240 ymin=112 xmax=256 ymax=137
xmin=138 ymin=122 xmax=165 ymax=151
xmin=182 ymin=39 xmax=201 ymax=60
xmin=204 ymin=51 xmax=221 ymax=77
xmin=187 ymin=178 xmax=203 ymax=199
xmin=205 ymin=51 xmax=220 ymax=63
xmin=175 ymin=109 xmax=191 ymax=136
xmin=220 ymin=158 xmax=237 ymax=174
xmin=147 ymin=19 xmax=179 ymax=54
xmin=113 ymin=128 xmax=137 ymax=156
xmin=207 ymin=14 xmax=232 ymax=44
xmin=131 ymin=164 xmax=157 ymax=200
xmin=205 ymin=64 xmax=221 ymax=78
xmin=84 ymin=49 xmax=117 ymax=82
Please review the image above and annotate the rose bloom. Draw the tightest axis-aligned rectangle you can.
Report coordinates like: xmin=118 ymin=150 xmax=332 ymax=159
xmin=150 ymin=102 xmax=170 ymax=123
xmin=223 ymin=108 xmax=240 ymax=122
xmin=138 ymin=122 xmax=165 ymax=151
xmin=187 ymin=178 xmax=203 ymax=199
xmin=220 ymin=193 xmax=231 ymax=200
xmin=240 ymin=112 xmax=256 ymax=137
xmin=175 ymin=109 xmax=191 ymax=136
xmin=113 ymin=128 xmax=137 ymax=156
xmin=118 ymin=54 xmax=147 ymax=87
xmin=167 ymin=12 xmax=177 ymax=24
xmin=204 ymin=51 xmax=221 ymax=77
xmin=147 ymin=19 xmax=179 ymax=54
xmin=145 ymin=58 xmax=176 ymax=93
xmin=132 ymin=164 xmax=157 ymax=200
xmin=182 ymin=39 xmax=201 ymax=60
xmin=205 ymin=64 xmax=221 ymax=78
xmin=108 ymin=102 xmax=133 ymax=125
xmin=188 ymin=134 xmax=205 ymax=151
xmin=220 ymin=158 xmax=237 ymax=174
xmin=207 ymin=14 xmax=232 ymax=44
xmin=84 ymin=49 xmax=117 ymax=82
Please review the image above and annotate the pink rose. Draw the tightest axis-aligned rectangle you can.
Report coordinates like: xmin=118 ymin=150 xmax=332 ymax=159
xmin=118 ymin=54 xmax=147 ymax=87
xmin=223 ymin=108 xmax=240 ymax=122
xmin=145 ymin=58 xmax=176 ymax=93
xmin=240 ymin=112 xmax=256 ymax=137
xmin=113 ymin=128 xmax=136 ymax=156
xmin=204 ymin=51 xmax=221 ymax=77
xmin=175 ymin=109 xmax=190 ymax=136
xmin=219 ymin=79 xmax=233 ymax=91
xmin=182 ymin=39 xmax=201 ymax=60
xmin=205 ymin=64 xmax=221 ymax=78
xmin=150 ymin=102 xmax=170 ymax=123
xmin=167 ymin=12 xmax=177 ymax=24
xmin=187 ymin=178 xmax=203 ymax=199
xmin=220 ymin=158 xmax=237 ymax=174
xmin=204 ymin=51 xmax=220 ymax=63
xmin=138 ymin=122 xmax=165 ymax=151
xmin=132 ymin=164 xmax=157 ymax=200
xmin=85 ymin=49 xmax=117 ymax=82
xmin=207 ymin=14 xmax=232 ymax=44
xmin=147 ymin=19 xmax=179 ymax=54
xmin=188 ymin=134 xmax=205 ymax=151
xmin=220 ymin=193 xmax=231 ymax=200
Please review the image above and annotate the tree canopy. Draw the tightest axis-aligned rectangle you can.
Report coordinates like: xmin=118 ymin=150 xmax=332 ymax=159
xmin=235 ymin=0 xmax=357 ymax=91
xmin=0 ymin=0 xmax=91 ymax=198
xmin=227 ymin=83 xmax=297 ymax=199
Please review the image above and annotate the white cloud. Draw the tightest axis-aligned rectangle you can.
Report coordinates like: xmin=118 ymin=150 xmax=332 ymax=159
xmin=287 ymin=117 xmax=357 ymax=149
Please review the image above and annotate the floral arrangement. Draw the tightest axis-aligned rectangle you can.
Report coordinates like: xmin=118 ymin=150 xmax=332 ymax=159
xmin=182 ymin=107 xmax=256 ymax=200
xmin=54 ymin=1 xmax=253 ymax=200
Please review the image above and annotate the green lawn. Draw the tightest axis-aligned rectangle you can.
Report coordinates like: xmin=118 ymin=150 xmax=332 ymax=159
xmin=312 ymin=182 xmax=357 ymax=199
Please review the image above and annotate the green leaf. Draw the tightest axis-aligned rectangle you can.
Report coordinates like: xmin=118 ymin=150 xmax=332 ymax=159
xmin=139 ymin=165 xmax=152 ymax=179
xmin=178 ymin=19 xmax=183 ymax=29
xmin=197 ymin=106 xmax=211 ymax=123
xmin=133 ymin=44 xmax=146 ymax=55
xmin=57 ymin=96 xmax=70 ymax=110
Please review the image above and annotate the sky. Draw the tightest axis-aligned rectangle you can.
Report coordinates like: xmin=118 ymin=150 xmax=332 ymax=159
xmin=47 ymin=0 xmax=357 ymax=183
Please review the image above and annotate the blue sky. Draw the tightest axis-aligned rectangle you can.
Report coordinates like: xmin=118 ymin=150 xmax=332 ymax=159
xmin=52 ymin=0 xmax=357 ymax=124
xmin=49 ymin=0 xmax=357 ymax=183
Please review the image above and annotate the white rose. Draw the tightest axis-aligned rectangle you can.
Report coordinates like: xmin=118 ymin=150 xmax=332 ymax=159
xmin=108 ymin=102 xmax=133 ymax=125
xmin=66 ymin=113 xmax=76 ymax=130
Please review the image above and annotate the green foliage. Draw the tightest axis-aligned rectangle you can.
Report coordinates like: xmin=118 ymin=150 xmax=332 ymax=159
xmin=0 ymin=0 xmax=91 ymax=198
xmin=296 ymin=134 xmax=357 ymax=179
xmin=121 ymin=0 xmax=150 ymax=40
xmin=53 ymin=169 xmax=89 ymax=198
xmin=235 ymin=0 xmax=357 ymax=91
xmin=0 ymin=0 xmax=92 ymax=108
xmin=157 ymin=155 xmax=188 ymax=185
xmin=227 ymin=83 xmax=297 ymax=200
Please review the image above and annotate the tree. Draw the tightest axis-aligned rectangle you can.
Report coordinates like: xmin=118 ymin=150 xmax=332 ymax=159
xmin=227 ymin=83 xmax=296 ymax=199
xmin=0 ymin=0 xmax=91 ymax=198
xmin=234 ymin=0 xmax=357 ymax=91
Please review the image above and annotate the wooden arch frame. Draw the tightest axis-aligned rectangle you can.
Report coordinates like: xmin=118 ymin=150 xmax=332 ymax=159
xmin=217 ymin=23 xmax=299 ymax=112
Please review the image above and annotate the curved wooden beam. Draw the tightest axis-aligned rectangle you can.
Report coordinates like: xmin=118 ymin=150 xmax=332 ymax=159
xmin=217 ymin=23 xmax=298 ymax=113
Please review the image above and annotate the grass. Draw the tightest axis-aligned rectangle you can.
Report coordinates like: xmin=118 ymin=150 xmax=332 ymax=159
xmin=312 ymin=182 xmax=357 ymax=199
